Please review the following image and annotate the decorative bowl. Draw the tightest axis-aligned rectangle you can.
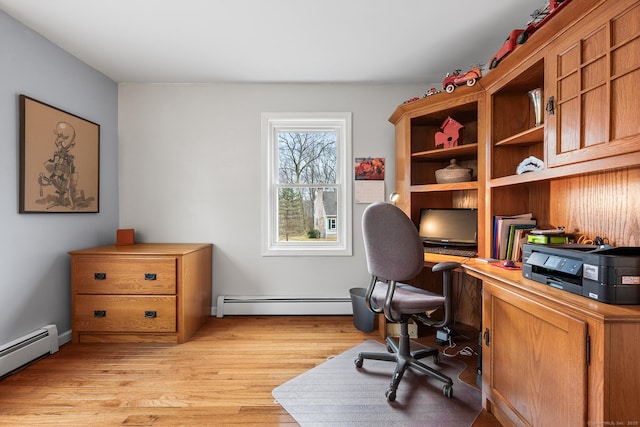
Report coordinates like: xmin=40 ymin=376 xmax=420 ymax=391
xmin=435 ymin=159 xmax=473 ymax=184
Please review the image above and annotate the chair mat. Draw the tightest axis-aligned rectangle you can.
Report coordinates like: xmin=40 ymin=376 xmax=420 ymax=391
xmin=273 ymin=339 xmax=482 ymax=426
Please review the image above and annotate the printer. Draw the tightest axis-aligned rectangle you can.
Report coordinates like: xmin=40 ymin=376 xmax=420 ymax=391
xmin=522 ymin=243 xmax=640 ymax=304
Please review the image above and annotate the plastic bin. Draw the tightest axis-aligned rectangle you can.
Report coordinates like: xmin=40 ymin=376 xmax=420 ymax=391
xmin=349 ymin=287 xmax=375 ymax=332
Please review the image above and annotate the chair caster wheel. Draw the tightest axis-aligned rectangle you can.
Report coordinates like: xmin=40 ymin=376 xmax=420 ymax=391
xmin=443 ymin=384 xmax=453 ymax=398
xmin=354 ymin=357 xmax=363 ymax=368
xmin=385 ymin=389 xmax=396 ymax=402
xmin=433 ymin=353 xmax=440 ymax=364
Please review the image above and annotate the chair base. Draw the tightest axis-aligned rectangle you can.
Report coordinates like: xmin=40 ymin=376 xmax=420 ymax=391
xmin=354 ymin=321 xmax=454 ymax=401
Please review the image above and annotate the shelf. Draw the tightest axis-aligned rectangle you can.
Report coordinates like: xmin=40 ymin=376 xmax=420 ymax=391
xmin=488 ymin=150 xmax=640 ymax=188
xmin=411 ymin=181 xmax=478 ymax=192
xmin=495 ymin=126 xmax=544 ymax=147
xmin=412 ymin=143 xmax=478 ymax=161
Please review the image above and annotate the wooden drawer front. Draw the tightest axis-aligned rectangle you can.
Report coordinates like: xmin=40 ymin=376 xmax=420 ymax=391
xmin=73 ymin=257 xmax=176 ymax=294
xmin=74 ymin=295 xmax=177 ymax=332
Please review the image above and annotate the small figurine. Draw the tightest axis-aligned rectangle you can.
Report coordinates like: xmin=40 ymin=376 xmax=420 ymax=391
xmin=435 ymin=116 xmax=464 ymax=149
xmin=442 ymin=65 xmax=483 ymax=93
xmin=402 ymin=96 xmax=420 ymax=104
xmin=423 ymin=88 xmax=441 ymax=97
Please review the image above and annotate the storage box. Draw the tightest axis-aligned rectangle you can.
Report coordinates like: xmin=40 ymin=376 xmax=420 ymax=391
xmin=527 ymin=234 xmax=567 ymax=244
xmin=386 ymin=319 xmax=418 ymax=338
xmin=116 ymin=229 xmax=135 ymax=245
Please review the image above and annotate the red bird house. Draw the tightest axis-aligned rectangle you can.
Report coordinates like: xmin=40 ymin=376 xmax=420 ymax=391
xmin=434 ymin=116 xmax=464 ymax=149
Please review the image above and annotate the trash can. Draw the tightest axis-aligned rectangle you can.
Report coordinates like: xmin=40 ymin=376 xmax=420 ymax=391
xmin=349 ymin=287 xmax=375 ymax=332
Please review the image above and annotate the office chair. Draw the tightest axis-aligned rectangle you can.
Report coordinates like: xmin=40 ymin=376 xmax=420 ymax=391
xmin=355 ymin=201 xmax=460 ymax=401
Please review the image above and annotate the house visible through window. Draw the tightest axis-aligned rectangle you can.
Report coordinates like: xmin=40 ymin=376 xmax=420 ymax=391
xmin=261 ymin=113 xmax=352 ymax=256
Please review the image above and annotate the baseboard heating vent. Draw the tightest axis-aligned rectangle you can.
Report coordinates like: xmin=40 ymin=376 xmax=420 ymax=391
xmin=216 ymin=296 xmax=352 ymax=317
xmin=0 ymin=325 xmax=59 ymax=379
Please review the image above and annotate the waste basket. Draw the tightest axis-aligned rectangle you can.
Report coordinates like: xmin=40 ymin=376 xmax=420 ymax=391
xmin=349 ymin=287 xmax=375 ymax=332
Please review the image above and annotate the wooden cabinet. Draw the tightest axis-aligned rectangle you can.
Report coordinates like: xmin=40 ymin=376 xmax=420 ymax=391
xmin=479 ymin=0 xmax=640 ymax=256
xmin=546 ymin=0 xmax=640 ymax=168
xmin=390 ymin=0 xmax=640 ymax=423
xmin=466 ymin=263 xmax=640 ymax=426
xmin=389 ymin=85 xmax=485 ymax=248
xmin=482 ymin=277 xmax=587 ymax=425
xmin=70 ymin=243 xmax=212 ymax=343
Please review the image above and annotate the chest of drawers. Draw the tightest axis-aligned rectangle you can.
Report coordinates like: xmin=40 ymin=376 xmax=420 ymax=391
xmin=69 ymin=243 xmax=212 ymax=343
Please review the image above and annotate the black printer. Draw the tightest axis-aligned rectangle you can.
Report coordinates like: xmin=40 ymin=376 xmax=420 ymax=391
xmin=522 ymin=243 xmax=640 ymax=304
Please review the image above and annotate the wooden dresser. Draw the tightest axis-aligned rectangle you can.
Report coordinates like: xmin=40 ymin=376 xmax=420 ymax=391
xmin=69 ymin=243 xmax=213 ymax=344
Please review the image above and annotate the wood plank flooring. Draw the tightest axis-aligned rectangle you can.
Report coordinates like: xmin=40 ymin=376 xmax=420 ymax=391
xmin=0 ymin=316 xmax=500 ymax=426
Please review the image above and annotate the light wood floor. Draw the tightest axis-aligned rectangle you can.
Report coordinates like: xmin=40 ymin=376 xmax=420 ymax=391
xmin=0 ymin=316 xmax=501 ymax=426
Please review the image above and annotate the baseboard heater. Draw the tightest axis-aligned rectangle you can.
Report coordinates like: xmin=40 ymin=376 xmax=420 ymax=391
xmin=0 ymin=325 xmax=59 ymax=379
xmin=216 ymin=296 xmax=352 ymax=317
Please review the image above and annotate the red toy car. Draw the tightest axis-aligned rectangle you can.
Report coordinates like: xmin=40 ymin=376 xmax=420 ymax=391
xmin=489 ymin=29 xmax=524 ymax=70
xmin=442 ymin=66 xmax=482 ymax=93
xmin=517 ymin=0 xmax=573 ymax=44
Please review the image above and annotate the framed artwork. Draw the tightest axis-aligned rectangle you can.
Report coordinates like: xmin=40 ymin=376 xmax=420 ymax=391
xmin=19 ymin=95 xmax=100 ymax=213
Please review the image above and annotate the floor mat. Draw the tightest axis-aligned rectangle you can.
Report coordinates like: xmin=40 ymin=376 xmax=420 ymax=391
xmin=273 ymin=339 xmax=482 ymax=426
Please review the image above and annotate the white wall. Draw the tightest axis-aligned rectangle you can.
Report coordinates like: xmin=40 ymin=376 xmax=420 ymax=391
xmin=0 ymin=11 xmax=119 ymax=344
xmin=118 ymin=83 xmax=425 ymax=311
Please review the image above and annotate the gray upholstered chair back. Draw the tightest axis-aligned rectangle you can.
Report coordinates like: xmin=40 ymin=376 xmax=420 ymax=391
xmin=362 ymin=202 xmax=424 ymax=281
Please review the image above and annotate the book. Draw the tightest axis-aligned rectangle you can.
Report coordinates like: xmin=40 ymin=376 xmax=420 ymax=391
xmin=493 ymin=213 xmax=536 ymax=260
xmin=512 ymin=228 xmax=534 ymax=262
xmin=506 ymin=223 xmax=536 ymax=260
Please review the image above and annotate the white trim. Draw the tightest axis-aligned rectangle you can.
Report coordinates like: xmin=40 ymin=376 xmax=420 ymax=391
xmin=216 ymin=295 xmax=352 ymax=317
xmin=261 ymin=112 xmax=352 ymax=256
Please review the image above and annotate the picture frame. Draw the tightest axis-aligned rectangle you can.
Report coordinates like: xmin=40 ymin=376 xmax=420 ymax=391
xmin=19 ymin=95 xmax=100 ymax=213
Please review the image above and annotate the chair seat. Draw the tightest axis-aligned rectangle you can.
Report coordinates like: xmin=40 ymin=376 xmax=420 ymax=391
xmin=371 ymin=281 xmax=445 ymax=315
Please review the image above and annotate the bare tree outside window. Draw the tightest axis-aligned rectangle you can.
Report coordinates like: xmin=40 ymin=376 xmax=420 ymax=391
xmin=277 ymin=131 xmax=337 ymax=241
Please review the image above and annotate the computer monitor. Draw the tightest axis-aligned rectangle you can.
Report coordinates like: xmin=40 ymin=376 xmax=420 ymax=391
xmin=418 ymin=208 xmax=478 ymax=246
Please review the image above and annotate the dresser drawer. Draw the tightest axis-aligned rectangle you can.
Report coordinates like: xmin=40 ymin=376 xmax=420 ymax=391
xmin=74 ymin=295 xmax=177 ymax=332
xmin=73 ymin=257 xmax=176 ymax=294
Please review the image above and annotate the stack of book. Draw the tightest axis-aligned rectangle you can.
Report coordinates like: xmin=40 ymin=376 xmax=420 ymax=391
xmin=492 ymin=213 xmax=536 ymax=261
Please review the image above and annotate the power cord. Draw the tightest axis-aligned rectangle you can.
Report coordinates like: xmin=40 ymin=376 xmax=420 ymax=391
xmin=442 ymin=341 xmax=478 ymax=358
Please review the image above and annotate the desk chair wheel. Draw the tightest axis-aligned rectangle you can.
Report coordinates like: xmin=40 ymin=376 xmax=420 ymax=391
xmin=354 ymin=356 xmax=363 ymax=368
xmin=385 ymin=389 xmax=396 ymax=401
xmin=443 ymin=384 xmax=454 ymax=398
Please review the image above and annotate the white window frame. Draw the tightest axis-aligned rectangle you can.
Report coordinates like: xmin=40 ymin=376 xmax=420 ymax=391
xmin=261 ymin=112 xmax=352 ymax=256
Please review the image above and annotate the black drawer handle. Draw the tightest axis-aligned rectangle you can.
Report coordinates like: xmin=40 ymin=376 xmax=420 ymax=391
xmin=546 ymin=96 xmax=554 ymax=115
xmin=144 ymin=311 xmax=157 ymax=318
xmin=144 ymin=273 xmax=157 ymax=281
xmin=93 ymin=310 xmax=107 ymax=318
xmin=94 ymin=273 xmax=107 ymax=280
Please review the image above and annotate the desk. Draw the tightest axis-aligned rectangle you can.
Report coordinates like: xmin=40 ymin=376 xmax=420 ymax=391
xmin=449 ymin=256 xmax=640 ymax=427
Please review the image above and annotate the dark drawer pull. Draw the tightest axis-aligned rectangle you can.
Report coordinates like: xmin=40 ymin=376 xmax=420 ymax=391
xmin=94 ymin=273 xmax=107 ymax=280
xmin=93 ymin=310 xmax=107 ymax=318
xmin=144 ymin=273 xmax=157 ymax=281
xmin=144 ymin=311 xmax=157 ymax=318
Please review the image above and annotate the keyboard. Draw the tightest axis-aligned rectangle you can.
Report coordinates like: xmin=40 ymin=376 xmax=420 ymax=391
xmin=423 ymin=246 xmax=478 ymax=257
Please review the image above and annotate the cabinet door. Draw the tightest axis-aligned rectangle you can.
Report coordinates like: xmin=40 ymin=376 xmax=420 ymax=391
xmin=483 ymin=282 xmax=587 ymax=426
xmin=545 ymin=0 xmax=640 ymax=167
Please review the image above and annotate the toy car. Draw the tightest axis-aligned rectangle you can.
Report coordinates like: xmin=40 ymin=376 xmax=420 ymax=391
xmin=517 ymin=0 xmax=573 ymax=44
xmin=442 ymin=66 xmax=482 ymax=93
xmin=423 ymin=88 xmax=440 ymax=97
xmin=489 ymin=29 xmax=524 ymax=70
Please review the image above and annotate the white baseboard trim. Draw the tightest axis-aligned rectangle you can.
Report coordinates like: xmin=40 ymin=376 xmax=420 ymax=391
xmin=215 ymin=295 xmax=352 ymax=317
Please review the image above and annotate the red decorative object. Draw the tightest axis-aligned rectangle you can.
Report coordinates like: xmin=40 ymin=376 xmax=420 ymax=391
xmin=435 ymin=117 xmax=464 ymax=149
xmin=116 ymin=228 xmax=135 ymax=245
xmin=442 ymin=66 xmax=482 ymax=93
xmin=489 ymin=29 xmax=524 ymax=70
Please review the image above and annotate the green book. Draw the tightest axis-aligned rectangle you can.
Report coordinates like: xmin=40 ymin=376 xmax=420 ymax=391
xmin=506 ymin=223 xmax=536 ymax=259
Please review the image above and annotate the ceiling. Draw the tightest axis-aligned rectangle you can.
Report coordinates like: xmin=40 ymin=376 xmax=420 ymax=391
xmin=0 ymin=0 xmax=540 ymax=84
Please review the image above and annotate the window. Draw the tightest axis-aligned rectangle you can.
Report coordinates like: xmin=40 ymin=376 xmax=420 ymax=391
xmin=262 ymin=112 xmax=352 ymax=256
